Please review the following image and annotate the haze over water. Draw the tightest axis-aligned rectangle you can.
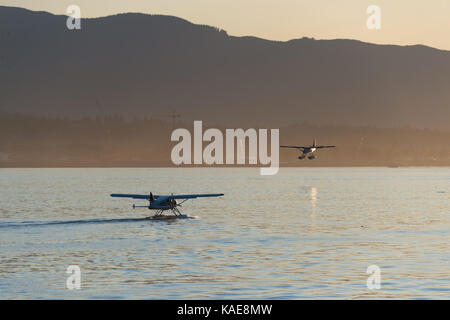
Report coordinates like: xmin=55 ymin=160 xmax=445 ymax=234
xmin=0 ymin=168 xmax=449 ymax=299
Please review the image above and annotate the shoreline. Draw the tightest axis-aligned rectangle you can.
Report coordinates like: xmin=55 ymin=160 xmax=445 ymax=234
xmin=1 ymin=162 xmax=449 ymax=168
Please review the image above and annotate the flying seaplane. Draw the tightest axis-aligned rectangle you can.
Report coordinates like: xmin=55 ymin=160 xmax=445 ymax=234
xmin=110 ymin=192 xmax=224 ymax=219
xmin=281 ymin=139 xmax=336 ymax=160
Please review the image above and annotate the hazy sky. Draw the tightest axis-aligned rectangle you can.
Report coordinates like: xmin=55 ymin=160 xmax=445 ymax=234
xmin=3 ymin=0 xmax=450 ymax=50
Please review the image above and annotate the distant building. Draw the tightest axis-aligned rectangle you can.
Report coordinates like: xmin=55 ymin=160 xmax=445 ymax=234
xmin=0 ymin=152 xmax=9 ymax=161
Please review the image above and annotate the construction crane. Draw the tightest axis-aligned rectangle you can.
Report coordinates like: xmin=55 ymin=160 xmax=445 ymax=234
xmin=152 ymin=111 xmax=181 ymax=129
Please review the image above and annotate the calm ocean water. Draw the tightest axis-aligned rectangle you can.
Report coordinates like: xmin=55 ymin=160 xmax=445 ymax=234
xmin=0 ymin=168 xmax=449 ymax=299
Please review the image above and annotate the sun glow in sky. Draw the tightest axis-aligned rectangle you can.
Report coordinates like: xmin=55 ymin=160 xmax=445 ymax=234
xmin=2 ymin=0 xmax=450 ymax=50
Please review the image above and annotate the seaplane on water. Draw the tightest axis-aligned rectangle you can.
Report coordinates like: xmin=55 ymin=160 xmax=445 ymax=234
xmin=110 ymin=192 xmax=224 ymax=218
xmin=281 ymin=139 xmax=336 ymax=160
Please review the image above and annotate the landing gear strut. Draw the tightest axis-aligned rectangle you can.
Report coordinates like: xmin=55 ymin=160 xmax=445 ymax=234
xmin=171 ymin=207 xmax=182 ymax=216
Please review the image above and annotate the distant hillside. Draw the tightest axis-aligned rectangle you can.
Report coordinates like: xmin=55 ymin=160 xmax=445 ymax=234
xmin=1 ymin=6 xmax=450 ymax=129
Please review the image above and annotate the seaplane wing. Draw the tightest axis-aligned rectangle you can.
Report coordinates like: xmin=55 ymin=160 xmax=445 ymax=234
xmin=315 ymin=145 xmax=336 ymax=149
xmin=163 ymin=193 xmax=224 ymax=200
xmin=111 ymin=194 xmax=155 ymax=199
xmin=280 ymin=145 xmax=308 ymax=149
xmin=110 ymin=193 xmax=223 ymax=200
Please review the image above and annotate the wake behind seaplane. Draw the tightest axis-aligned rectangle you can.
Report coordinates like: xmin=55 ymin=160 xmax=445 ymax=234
xmin=281 ymin=139 xmax=336 ymax=160
xmin=110 ymin=192 xmax=224 ymax=219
